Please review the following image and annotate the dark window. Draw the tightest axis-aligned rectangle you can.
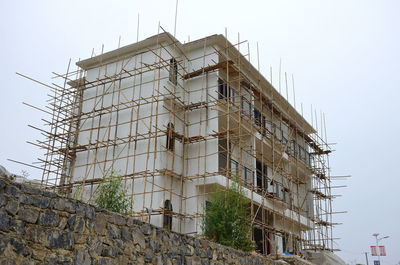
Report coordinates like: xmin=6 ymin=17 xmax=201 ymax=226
xmin=275 ymin=183 xmax=280 ymax=198
xmin=205 ymin=201 xmax=212 ymax=210
xmin=241 ymin=97 xmax=251 ymax=119
xmin=243 ymin=166 xmax=253 ymax=185
xmin=218 ymin=78 xmax=228 ymax=99
xmin=283 ymin=188 xmax=289 ymax=203
xmin=282 ymin=234 xmax=287 ymax=253
xmin=253 ymin=228 xmax=264 ymax=254
xmin=166 ymin=122 xmax=175 ymax=151
xmin=256 ymin=160 xmax=263 ymax=191
xmin=230 ymin=159 xmax=239 ymax=176
xmin=163 ymin=200 xmax=173 ymax=230
xmin=265 ymin=120 xmax=272 ymax=138
xmin=169 ymin=58 xmax=178 ymax=85
xmin=254 ymin=108 xmax=262 ymax=127
xmin=291 ymin=140 xmax=297 ymax=157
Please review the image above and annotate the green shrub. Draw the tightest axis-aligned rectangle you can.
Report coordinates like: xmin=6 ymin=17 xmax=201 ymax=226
xmin=95 ymin=171 xmax=132 ymax=215
xmin=201 ymin=178 xmax=255 ymax=252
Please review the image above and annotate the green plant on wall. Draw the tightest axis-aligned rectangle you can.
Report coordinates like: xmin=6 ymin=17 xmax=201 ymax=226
xmin=95 ymin=170 xmax=132 ymax=215
xmin=201 ymin=177 xmax=255 ymax=252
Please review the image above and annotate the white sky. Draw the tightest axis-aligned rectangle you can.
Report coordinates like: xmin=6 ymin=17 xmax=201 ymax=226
xmin=1 ymin=1 xmax=399 ymax=264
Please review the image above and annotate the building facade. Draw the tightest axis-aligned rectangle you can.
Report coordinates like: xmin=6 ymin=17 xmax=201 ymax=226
xmin=40 ymin=32 xmax=334 ymax=256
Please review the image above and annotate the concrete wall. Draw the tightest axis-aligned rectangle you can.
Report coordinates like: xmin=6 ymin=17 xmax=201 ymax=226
xmin=0 ymin=176 xmax=273 ymax=265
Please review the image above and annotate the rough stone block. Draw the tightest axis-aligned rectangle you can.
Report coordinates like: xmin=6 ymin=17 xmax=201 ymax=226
xmin=9 ymin=238 xmax=26 ymax=255
xmin=9 ymin=219 xmax=25 ymax=234
xmin=141 ymin=223 xmax=152 ymax=236
xmin=108 ymin=213 xmax=126 ymax=226
xmin=17 ymin=207 xmax=39 ymax=224
xmin=53 ymin=198 xmax=75 ymax=213
xmin=20 ymin=184 xmax=40 ymax=195
xmin=107 ymin=223 xmax=121 ymax=239
xmin=73 ymin=247 xmax=91 ymax=265
xmin=45 ymin=229 xmax=74 ymax=250
xmin=39 ymin=210 xmax=60 ymax=227
xmin=132 ymin=228 xmax=146 ymax=249
xmin=5 ymin=199 xmax=19 ymax=215
xmin=5 ymin=186 xmax=19 ymax=197
xmin=0 ymin=194 xmax=7 ymax=207
xmin=85 ymin=205 xmax=95 ymax=219
xmin=121 ymin=227 xmax=132 ymax=242
xmin=94 ymin=213 xmax=107 ymax=235
xmin=0 ymin=213 xmax=10 ymax=232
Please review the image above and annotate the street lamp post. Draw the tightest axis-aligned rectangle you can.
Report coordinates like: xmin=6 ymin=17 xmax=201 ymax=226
xmin=372 ymin=233 xmax=389 ymax=264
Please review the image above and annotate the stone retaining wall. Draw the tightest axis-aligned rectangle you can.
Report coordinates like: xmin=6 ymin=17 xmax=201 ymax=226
xmin=0 ymin=177 xmax=272 ymax=265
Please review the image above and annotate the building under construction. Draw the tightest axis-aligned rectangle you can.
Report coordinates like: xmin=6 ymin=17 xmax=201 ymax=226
xmin=34 ymin=30 xmax=335 ymax=257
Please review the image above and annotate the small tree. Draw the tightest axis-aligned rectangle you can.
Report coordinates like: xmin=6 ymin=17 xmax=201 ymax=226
xmin=95 ymin=171 xmax=132 ymax=215
xmin=201 ymin=178 xmax=255 ymax=252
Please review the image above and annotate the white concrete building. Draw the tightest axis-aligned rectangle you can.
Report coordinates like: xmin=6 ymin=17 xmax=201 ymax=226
xmin=41 ymin=32 xmax=334 ymax=257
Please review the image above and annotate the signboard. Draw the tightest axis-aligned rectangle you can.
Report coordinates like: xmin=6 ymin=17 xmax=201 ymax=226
xmin=374 ymin=261 xmax=380 ymax=265
xmin=371 ymin=246 xmax=378 ymax=256
xmin=379 ymin=246 xmax=386 ymax=256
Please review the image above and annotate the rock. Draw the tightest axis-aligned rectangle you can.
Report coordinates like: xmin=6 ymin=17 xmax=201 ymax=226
xmin=18 ymin=207 xmax=39 ymax=224
xmin=201 ymin=259 xmax=210 ymax=265
xmin=58 ymin=217 xmax=68 ymax=230
xmin=74 ymin=247 xmax=91 ymax=265
xmin=9 ymin=219 xmax=25 ymax=234
xmin=98 ymin=257 xmax=114 ymax=265
xmin=5 ymin=199 xmax=19 ymax=215
xmin=160 ymin=232 xmax=170 ymax=243
xmin=45 ymin=229 xmax=74 ymax=250
xmin=132 ymin=228 xmax=146 ymax=249
xmin=172 ymin=234 xmax=181 ymax=246
xmin=76 ymin=204 xmax=86 ymax=216
xmin=88 ymin=237 xmax=102 ymax=256
xmin=19 ymin=195 xmax=50 ymax=209
xmin=67 ymin=215 xmax=77 ymax=231
xmin=53 ymin=198 xmax=65 ymax=211
xmin=168 ymin=246 xmax=179 ymax=258
xmin=121 ymin=227 xmax=132 ymax=242
xmin=149 ymin=240 xmax=161 ymax=253
xmin=0 ymin=236 xmax=9 ymax=255
xmin=0 ymin=194 xmax=7 ymax=207
xmin=85 ymin=205 xmax=95 ymax=219
xmin=115 ymin=239 xmax=123 ymax=249
xmin=75 ymin=217 xmax=85 ymax=233
xmin=107 ymin=224 xmax=121 ymax=239
xmin=41 ymin=190 xmax=57 ymax=198
xmin=108 ymin=213 xmax=126 ymax=226
xmin=10 ymin=237 xmax=26 ymax=255
xmin=0 ymin=213 xmax=10 ymax=231
xmin=0 ymin=179 xmax=6 ymax=188
xmin=101 ymin=247 xmax=118 ymax=258
xmin=53 ymin=198 xmax=75 ymax=213
xmin=186 ymin=256 xmax=202 ymax=265
xmin=39 ymin=210 xmax=60 ymax=227
xmin=145 ymin=250 xmax=153 ymax=262
xmin=94 ymin=213 xmax=107 ymax=235
xmin=86 ymin=219 xmax=94 ymax=231
xmin=33 ymin=196 xmax=50 ymax=209
xmin=5 ymin=186 xmax=19 ymax=197
xmin=182 ymin=245 xmax=194 ymax=256
xmin=200 ymin=239 xmax=209 ymax=248
xmin=45 ymin=255 xmax=73 ymax=265
xmin=20 ymin=185 xmax=40 ymax=195
xmin=141 ymin=223 xmax=152 ymax=235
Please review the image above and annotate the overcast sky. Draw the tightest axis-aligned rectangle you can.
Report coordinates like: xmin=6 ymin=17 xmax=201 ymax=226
xmin=1 ymin=1 xmax=399 ymax=264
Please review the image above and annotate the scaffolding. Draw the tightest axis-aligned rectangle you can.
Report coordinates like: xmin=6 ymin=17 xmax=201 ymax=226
xmin=23 ymin=27 xmax=337 ymax=257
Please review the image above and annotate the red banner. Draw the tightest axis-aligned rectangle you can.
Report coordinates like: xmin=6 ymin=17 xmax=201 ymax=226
xmin=379 ymin=246 xmax=386 ymax=256
xmin=371 ymin=246 xmax=377 ymax=256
